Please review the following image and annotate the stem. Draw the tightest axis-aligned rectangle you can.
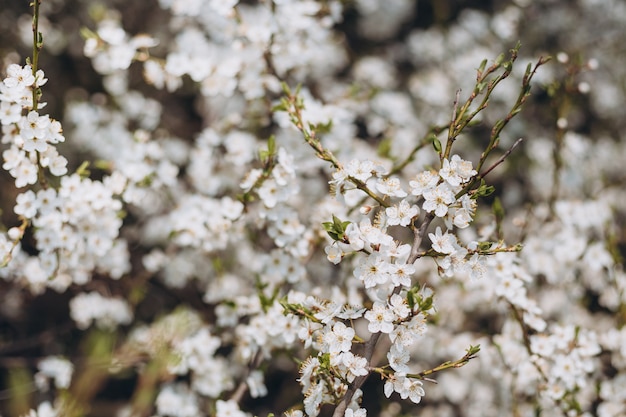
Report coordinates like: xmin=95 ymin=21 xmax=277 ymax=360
xmin=31 ymin=0 xmax=42 ymax=111
xmin=406 ymin=345 xmax=480 ymax=380
xmin=229 ymin=350 xmax=264 ymax=404
xmin=285 ymin=92 xmax=388 ymax=208
xmin=409 ymin=213 xmax=435 ymax=264
xmin=479 ymin=137 xmax=524 ymax=179
xmin=443 ymin=46 xmax=520 ymax=161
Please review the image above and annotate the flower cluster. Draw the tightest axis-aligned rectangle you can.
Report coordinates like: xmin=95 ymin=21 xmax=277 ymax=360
xmin=69 ymin=291 xmax=133 ymax=330
xmin=2 ymin=173 xmax=129 ymax=293
xmin=1 ymin=64 xmax=67 ymax=187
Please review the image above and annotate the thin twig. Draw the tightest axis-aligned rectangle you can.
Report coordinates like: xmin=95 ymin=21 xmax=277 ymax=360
xmin=229 ymin=349 xmax=264 ymax=404
xmin=480 ymin=137 xmax=524 ymax=179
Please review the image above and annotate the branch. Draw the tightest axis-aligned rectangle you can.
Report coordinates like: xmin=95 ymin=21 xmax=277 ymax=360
xmin=407 ymin=344 xmax=480 ymax=380
xmin=229 ymin=350 xmax=264 ymax=404
xmin=479 ymin=137 xmax=524 ymax=179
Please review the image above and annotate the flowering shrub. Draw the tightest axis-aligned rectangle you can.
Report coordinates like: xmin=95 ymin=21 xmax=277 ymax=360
xmin=1 ymin=1 xmax=625 ymax=417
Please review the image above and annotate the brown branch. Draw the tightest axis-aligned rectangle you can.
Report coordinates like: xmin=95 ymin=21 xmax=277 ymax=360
xmin=479 ymin=137 xmax=524 ymax=179
xmin=229 ymin=349 xmax=264 ymax=404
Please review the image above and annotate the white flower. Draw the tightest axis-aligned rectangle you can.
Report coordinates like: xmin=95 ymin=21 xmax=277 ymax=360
xmin=4 ymin=64 xmax=35 ymax=89
xmin=323 ymin=321 xmax=355 ymax=354
xmin=428 ymin=227 xmax=457 ymax=254
xmin=69 ymin=292 xmax=133 ymax=329
xmin=358 ymin=218 xmax=393 ymax=247
xmin=409 ymin=170 xmax=439 ymax=196
xmin=387 ymin=261 xmax=415 ymax=287
xmin=13 ymin=159 xmax=39 ymax=187
xmin=19 ymin=111 xmax=51 ymax=153
xmin=451 ymin=154 xmax=477 ymax=181
xmin=344 ymin=408 xmax=367 ymax=417
xmin=364 ymin=302 xmax=395 ymax=333
xmin=345 ymin=159 xmax=375 ymax=182
xmin=0 ymin=101 xmax=22 ymax=125
xmin=303 ymin=380 xmax=325 ymax=417
xmin=387 ymin=343 xmax=410 ymax=372
xmin=439 ymin=154 xmax=476 ymax=187
xmin=36 ymin=356 xmax=74 ymax=390
xmin=386 ymin=199 xmax=419 ymax=226
xmin=422 ymin=183 xmax=455 ymax=217
xmin=376 ymin=177 xmax=407 ymax=197
xmin=388 ymin=294 xmax=410 ymax=319
xmin=354 ymin=253 xmax=391 ymax=288
xmin=401 ymin=377 xmax=425 ymax=403
xmin=155 ymin=383 xmax=200 ymax=417
xmin=247 ymin=370 xmax=268 ymax=398
xmin=342 ymin=352 xmax=368 ymax=382
xmin=495 ymin=275 xmax=525 ymax=302
xmin=344 ymin=222 xmax=365 ymax=251
xmin=14 ymin=190 xmax=39 ymax=219
xmin=325 ymin=244 xmax=344 ymax=264
xmin=466 ymin=253 xmax=486 ymax=279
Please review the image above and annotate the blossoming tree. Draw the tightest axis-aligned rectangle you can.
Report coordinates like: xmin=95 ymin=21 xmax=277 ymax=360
xmin=1 ymin=1 xmax=625 ymax=417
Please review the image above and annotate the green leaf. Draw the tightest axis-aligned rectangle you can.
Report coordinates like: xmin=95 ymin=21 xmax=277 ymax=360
xmin=407 ymin=291 xmax=416 ymax=310
xmin=312 ymin=120 xmax=333 ymax=134
xmin=80 ymin=26 xmax=98 ymax=40
xmin=75 ymin=160 xmax=91 ymax=178
xmin=477 ymin=59 xmax=487 ymax=75
xmin=477 ymin=241 xmax=494 ymax=251
xmin=271 ymin=102 xmax=287 ymax=113
xmin=323 ymin=215 xmax=350 ymax=241
xmin=419 ymin=295 xmax=433 ymax=312
xmin=432 ymin=136 xmax=442 ymax=153
xmin=467 ymin=344 xmax=481 ymax=356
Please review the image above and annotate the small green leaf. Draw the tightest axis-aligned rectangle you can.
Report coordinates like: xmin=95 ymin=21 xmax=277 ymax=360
xmin=475 ymin=184 xmax=495 ymax=198
xmin=419 ymin=295 xmax=433 ymax=312
xmin=80 ymin=26 xmax=98 ymax=40
xmin=271 ymin=102 xmax=287 ymax=113
xmin=477 ymin=59 xmax=487 ymax=75
xmin=267 ymin=135 xmax=276 ymax=154
xmin=323 ymin=215 xmax=350 ymax=241
xmin=407 ymin=291 xmax=416 ymax=310
xmin=432 ymin=136 xmax=442 ymax=153
xmin=524 ymin=63 xmax=533 ymax=77
xmin=75 ymin=160 xmax=91 ymax=177
xmin=467 ymin=344 xmax=481 ymax=356
xmin=477 ymin=241 xmax=494 ymax=251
